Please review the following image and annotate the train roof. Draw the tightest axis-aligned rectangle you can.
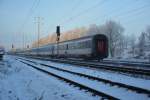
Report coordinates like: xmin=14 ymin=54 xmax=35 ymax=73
xmin=59 ymin=34 xmax=107 ymax=43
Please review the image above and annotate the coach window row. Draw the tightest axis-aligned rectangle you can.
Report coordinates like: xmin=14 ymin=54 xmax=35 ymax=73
xmin=59 ymin=44 xmax=66 ymax=50
xmin=54 ymin=40 xmax=92 ymax=50
xmin=76 ymin=40 xmax=91 ymax=49
xmin=67 ymin=40 xmax=91 ymax=50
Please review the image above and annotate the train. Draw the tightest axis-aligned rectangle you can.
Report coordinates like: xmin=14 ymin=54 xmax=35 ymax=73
xmin=16 ymin=34 xmax=108 ymax=60
xmin=0 ymin=47 xmax=5 ymax=60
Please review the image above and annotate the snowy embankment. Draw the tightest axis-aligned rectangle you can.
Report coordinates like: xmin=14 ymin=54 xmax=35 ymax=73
xmin=0 ymin=55 xmax=99 ymax=100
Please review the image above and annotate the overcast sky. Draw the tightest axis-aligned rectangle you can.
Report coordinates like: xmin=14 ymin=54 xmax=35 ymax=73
xmin=0 ymin=0 xmax=150 ymax=50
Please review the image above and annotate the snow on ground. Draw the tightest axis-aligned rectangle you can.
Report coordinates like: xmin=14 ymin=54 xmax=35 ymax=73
xmin=26 ymin=57 xmax=150 ymax=91
xmin=0 ymin=55 xmax=100 ymax=100
xmin=22 ymin=60 xmax=149 ymax=100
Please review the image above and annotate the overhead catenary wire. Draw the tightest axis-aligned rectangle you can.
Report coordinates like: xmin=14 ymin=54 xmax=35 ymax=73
xmin=17 ymin=0 xmax=40 ymax=49
xmin=84 ymin=0 xmax=140 ymax=25
xmin=84 ymin=2 xmax=150 ymax=26
xmin=59 ymin=0 xmax=83 ymax=24
xmin=45 ymin=0 xmax=111 ymax=44
xmin=18 ymin=0 xmax=40 ymax=33
xmin=46 ymin=0 xmax=108 ymax=34
xmin=122 ymin=5 xmax=150 ymax=24
xmin=107 ymin=3 xmax=150 ymax=25
xmin=46 ymin=0 xmax=84 ymax=34
xmin=60 ymin=0 xmax=108 ymax=26
xmin=35 ymin=0 xmax=149 ymax=44
xmin=112 ymin=4 xmax=150 ymax=19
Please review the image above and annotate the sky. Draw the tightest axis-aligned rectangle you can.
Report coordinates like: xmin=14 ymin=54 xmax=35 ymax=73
xmin=0 ymin=0 xmax=150 ymax=50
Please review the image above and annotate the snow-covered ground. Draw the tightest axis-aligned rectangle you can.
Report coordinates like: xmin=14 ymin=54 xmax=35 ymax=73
xmin=0 ymin=55 xmax=100 ymax=100
xmin=16 ymin=56 xmax=150 ymax=99
xmin=20 ymin=59 xmax=149 ymax=100
xmin=1 ymin=55 xmax=150 ymax=100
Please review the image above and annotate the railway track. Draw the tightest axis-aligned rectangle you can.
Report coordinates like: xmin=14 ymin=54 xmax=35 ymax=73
xmin=18 ymin=59 xmax=119 ymax=100
xmin=22 ymin=56 xmax=150 ymax=78
xmin=61 ymin=58 xmax=150 ymax=68
xmin=17 ymin=57 xmax=150 ymax=100
xmin=103 ymin=59 xmax=150 ymax=68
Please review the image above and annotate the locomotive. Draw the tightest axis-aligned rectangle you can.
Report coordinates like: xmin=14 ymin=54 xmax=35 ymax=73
xmin=0 ymin=47 xmax=5 ymax=60
xmin=18 ymin=34 xmax=108 ymax=60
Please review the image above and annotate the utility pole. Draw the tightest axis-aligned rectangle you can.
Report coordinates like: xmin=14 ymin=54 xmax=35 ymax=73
xmin=35 ymin=17 xmax=41 ymax=49
xmin=35 ymin=17 xmax=42 ymax=55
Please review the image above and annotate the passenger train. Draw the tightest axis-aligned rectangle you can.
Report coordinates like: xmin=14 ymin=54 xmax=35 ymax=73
xmin=16 ymin=34 xmax=108 ymax=60
xmin=0 ymin=47 xmax=5 ymax=60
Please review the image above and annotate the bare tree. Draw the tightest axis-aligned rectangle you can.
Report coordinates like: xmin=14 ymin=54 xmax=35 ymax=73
xmin=129 ymin=35 xmax=136 ymax=57
xmin=102 ymin=20 xmax=124 ymax=57
xmin=145 ymin=25 xmax=150 ymax=61
xmin=116 ymin=35 xmax=126 ymax=57
xmin=138 ymin=32 xmax=146 ymax=57
xmin=146 ymin=25 xmax=150 ymax=40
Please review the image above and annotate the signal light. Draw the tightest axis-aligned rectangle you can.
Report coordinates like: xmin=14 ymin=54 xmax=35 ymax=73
xmin=56 ymin=26 xmax=60 ymax=36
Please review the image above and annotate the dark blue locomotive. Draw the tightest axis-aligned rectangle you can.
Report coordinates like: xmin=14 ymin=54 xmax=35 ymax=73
xmin=0 ymin=47 xmax=5 ymax=60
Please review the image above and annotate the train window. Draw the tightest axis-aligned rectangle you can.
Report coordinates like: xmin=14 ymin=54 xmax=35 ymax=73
xmin=75 ymin=42 xmax=78 ymax=49
xmin=59 ymin=45 xmax=62 ymax=50
xmin=83 ymin=41 xmax=86 ymax=48
xmin=72 ymin=43 xmax=74 ymax=49
xmin=68 ymin=44 xmax=70 ymax=49
xmin=60 ymin=44 xmax=64 ymax=50
xmin=66 ymin=44 xmax=68 ymax=50
xmin=77 ymin=42 xmax=82 ymax=49
xmin=66 ymin=40 xmax=91 ymax=50
xmin=62 ymin=45 xmax=63 ymax=50
xmin=77 ymin=40 xmax=91 ymax=49
xmin=72 ymin=43 xmax=75 ymax=49
xmin=86 ymin=41 xmax=89 ymax=48
xmin=63 ymin=45 xmax=65 ymax=50
xmin=69 ymin=43 xmax=75 ymax=49
xmin=79 ymin=41 xmax=85 ymax=49
xmin=87 ymin=40 xmax=91 ymax=48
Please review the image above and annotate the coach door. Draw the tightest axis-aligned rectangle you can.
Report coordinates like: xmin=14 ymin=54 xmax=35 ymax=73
xmin=65 ymin=44 xmax=68 ymax=55
xmin=51 ymin=46 xmax=54 ymax=56
xmin=97 ymin=39 xmax=108 ymax=58
xmin=98 ymin=41 xmax=104 ymax=53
